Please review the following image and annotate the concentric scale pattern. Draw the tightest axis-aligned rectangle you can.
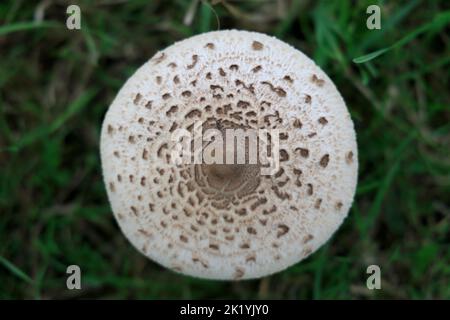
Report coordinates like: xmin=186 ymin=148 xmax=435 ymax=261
xmin=100 ymin=30 xmax=358 ymax=280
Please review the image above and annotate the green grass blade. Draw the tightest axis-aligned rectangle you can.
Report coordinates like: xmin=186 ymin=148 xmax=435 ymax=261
xmin=49 ymin=89 xmax=98 ymax=132
xmin=313 ymin=245 xmax=329 ymax=300
xmin=199 ymin=2 xmax=212 ymax=33
xmin=0 ymin=21 xmax=59 ymax=36
xmin=353 ymin=11 xmax=450 ymax=64
xmin=360 ymin=0 xmax=420 ymax=50
xmin=0 ymin=255 xmax=33 ymax=284
xmin=361 ymin=132 xmax=416 ymax=233
xmin=353 ymin=47 xmax=391 ymax=63
xmin=7 ymin=89 xmax=98 ymax=152
xmin=275 ymin=0 xmax=302 ymax=38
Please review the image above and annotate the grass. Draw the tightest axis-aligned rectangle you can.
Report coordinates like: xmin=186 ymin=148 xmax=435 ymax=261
xmin=0 ymin=0 xmax=449 ymax=299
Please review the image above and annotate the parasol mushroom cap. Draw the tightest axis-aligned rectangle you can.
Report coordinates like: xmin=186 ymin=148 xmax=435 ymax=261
xmin=100 ymin=30 xmax=358 ymax=280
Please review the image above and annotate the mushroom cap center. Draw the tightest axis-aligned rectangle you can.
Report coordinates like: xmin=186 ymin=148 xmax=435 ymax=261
xmin=207 ymin=163 xmax=242 ymax=180
xmin=197 ymin=162 xmax=260 ymax=201
xmin=193 ymin=121 xmax=261 ymax=196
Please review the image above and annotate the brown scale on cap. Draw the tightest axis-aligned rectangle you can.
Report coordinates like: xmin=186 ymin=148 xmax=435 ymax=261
xmin=100 ymin=30 xmax=358 ymax=280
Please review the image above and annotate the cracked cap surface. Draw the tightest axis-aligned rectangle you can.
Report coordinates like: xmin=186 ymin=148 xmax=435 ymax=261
xmin=100 ymin=30 xmax=358 ymax=280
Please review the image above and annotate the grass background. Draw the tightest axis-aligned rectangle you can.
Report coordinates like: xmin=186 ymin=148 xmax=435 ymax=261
xmin=0 ymin=0 xmax=449 ymax=299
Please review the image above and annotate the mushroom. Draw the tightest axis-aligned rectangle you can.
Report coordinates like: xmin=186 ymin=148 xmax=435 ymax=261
xmin=100 ymin=30 xmax=358 ymax=280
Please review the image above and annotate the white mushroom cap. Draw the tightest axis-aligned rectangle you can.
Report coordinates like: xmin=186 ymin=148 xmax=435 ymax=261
xmin=100 ymin=30 xmax=358 ymax=280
